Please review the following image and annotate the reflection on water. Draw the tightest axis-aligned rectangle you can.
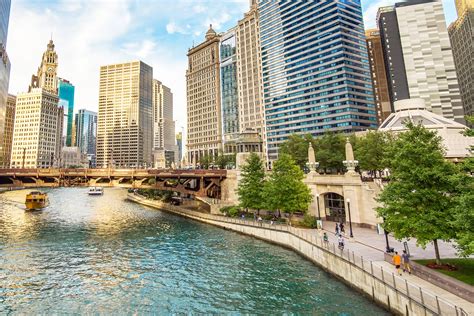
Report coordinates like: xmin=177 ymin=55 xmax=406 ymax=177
xmin=0 ymin=188 xmax=388 ymax=314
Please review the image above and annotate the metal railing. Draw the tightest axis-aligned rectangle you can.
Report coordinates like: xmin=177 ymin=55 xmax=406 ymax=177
xmin=129 ymin=195 xmax=469 ymax=316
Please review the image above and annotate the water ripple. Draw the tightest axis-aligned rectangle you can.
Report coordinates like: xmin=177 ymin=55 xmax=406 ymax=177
xmin=0 ymin=188 xmax=388 ymax=315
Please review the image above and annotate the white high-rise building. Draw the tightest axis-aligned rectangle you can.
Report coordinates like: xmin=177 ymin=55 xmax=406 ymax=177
xmin=395 ymin=0 xmax=464 ymax=123
xmin=10 ymin=40 xmax=63 ymax=168
xmin=152 ymin=79 xmax=177 ymax=167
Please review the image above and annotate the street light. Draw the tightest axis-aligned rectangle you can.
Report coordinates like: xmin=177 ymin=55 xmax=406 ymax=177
xmin=316 ymin=194 xmax=321 ymax=220
xmin=346 ymin=198 xmax=354 ymax=238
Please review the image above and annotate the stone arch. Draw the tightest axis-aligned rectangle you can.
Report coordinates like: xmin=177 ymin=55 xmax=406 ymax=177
xmin=321 ymin=192 xmax=346 ymax=223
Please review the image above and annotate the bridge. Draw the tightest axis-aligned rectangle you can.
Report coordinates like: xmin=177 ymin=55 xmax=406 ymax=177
xmin=0 ymin=168 xmax=227 ymax=199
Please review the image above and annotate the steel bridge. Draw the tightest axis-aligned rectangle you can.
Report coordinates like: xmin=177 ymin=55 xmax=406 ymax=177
xmin=0 ymin=168 xmax=227 ymax=199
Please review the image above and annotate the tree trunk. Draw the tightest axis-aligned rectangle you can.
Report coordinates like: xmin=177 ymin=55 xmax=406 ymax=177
xmin=257 ymin=209 xmax=260 ymax=216
xmin=433 ymin=239 xmax=441 ymax=265
xmin=277 ymin=209 xmax=281 ymax=218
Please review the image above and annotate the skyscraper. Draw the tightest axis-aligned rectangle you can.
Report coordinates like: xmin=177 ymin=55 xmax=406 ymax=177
xmin=58 ymin=78 xmax=75 ymax=146
xmin=97 ymin=61 xmax=153 ymax=168
xmin=2 ymin=94 xmax=15 ymax=167
xmin=455 ymin=0 xmax=474 ymax=16
xmin=176 ymin=131 xmax=183 ymax=162
xmin=378 ymin=0 xmax=464 ymax=123
xmin=10 ymin=40 xmax=63 ymax=168
xmin=186 ymin=25 xmax=222 ymax=165
xmin=152 ymin=79 xmax=178 ymax=167
xmin=236 ymin=1 xmax=264 ymax=140
xmin=0 ymin=0 xmax=11 ymax=167
xmin=220 ymin=28 xmax=239 ymax=153
xmin=74 ymin=109 xmax=97 ymax=167
xmin=259 ymin=1 xmax=377 ymax=161
xmin=365 ymin=29 xmax=392 ymax=125
xmin=449 ymin=0 xmax=474 ymax=119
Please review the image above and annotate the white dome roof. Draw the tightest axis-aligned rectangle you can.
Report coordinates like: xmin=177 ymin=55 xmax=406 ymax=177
xmin=379 ymin=99 xmax=473 ymax=158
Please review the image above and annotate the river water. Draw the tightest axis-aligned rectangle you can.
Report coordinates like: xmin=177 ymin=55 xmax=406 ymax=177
xmin=0 ymin=188 xmax=388 ymax=314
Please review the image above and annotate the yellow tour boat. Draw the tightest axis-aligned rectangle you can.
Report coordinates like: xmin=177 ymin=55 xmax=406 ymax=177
xmin=25 ymin=191 xmax=49 ymax=211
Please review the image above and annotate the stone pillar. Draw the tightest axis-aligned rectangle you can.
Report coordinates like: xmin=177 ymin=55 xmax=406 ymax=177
xmin=343 ymin=138 xmax=358 ymax=176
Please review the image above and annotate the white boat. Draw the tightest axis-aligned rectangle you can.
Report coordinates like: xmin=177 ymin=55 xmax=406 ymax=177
xmin=88 ymin=187 xmax=104 ymax=196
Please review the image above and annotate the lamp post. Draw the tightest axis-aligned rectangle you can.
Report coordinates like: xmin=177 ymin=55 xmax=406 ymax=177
xmin=316 ymin=194 xmax=321 ymax=220
xmin=346 ymin=198 xmax=354 ymax=238
xmin=383 ymin=217 xmax=391 ymax=253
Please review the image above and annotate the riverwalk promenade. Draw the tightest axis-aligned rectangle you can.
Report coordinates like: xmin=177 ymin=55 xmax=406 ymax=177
xmin=127 ymin=194 xmax=473 ymax=315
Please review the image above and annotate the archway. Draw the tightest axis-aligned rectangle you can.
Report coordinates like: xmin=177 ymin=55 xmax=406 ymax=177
xmin=323 ymin=192 xmax=346 ymax=223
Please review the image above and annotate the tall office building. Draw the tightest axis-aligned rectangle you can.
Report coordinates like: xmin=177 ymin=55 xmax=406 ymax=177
xmin=58 ymin=78 xmax=75 ymax=146
xmin=378 ymin=1 xmax=464 ymax=123
xmin=365 ymin=29 xmax=392 ymax=125
xmin=455 ymin=0 xmax=474 ymax=16
xmin=236 ymin=1 xmax=264 ymax=138
xmin=220 ymin=28 xmax=239 ymax=153
xmin=259 ymin=1 xmax=377 ymax=160
xmin=10 ymin=89 xmax=63 ymax=168
xmin=97 ymin=61 xmax=153 ymax=168
xmin=186 ymin=25 xmax=222 ymax=165
xmin=176 ymin=131 xmax=183 ymax=162
xmin=74 ymin=109 xmax=97 ymax=167
xmin=2 ymin=94 xmax=15 ymax=167
xmin=0 ymin=0 xmax=11 ymax=167
xmin=449 ymin=0 xmax=474 ymax=119
xmin=10 ymin=40 xmax=63 ymax=168
xmin=152 ymin=79 xmax=178 ymax=167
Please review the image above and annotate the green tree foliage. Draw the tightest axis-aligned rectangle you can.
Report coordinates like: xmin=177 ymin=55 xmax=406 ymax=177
xmin=354 ymin=131 xmax=393 ymax=176
xmin=314 ymin=133 xmax=346 ymax=173
xmin=237 ymin=153 xmax=266 ymax=212
xmin=376 ymin=123 xmax=459 ymax=263
xmin=198 ymin=154 xmax=212 ymax=169
xmin=264 ymin=154 xmax=313 ymax=218
xmin=279 ymin=134 xmax=315 ymax=169
xmin=451 ymin=116 xmax=474 ymax=256
xmin=215 ymin=152 xmax=236 ymax=169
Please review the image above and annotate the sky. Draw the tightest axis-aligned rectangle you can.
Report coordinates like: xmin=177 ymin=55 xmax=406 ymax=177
xmin=7 ymin=0 xmax=457 ymax=143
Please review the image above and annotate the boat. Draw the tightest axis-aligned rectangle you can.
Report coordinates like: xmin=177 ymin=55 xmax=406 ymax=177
xmin=25 ymin=191 xmax=49 ymax=211
xmin=88 ymin=187 xmax=104 ymax=196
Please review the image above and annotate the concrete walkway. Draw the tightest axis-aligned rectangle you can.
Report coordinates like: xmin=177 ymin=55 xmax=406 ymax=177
xmin=302 ymin=221 xmax=474 ymax=314
xmin=320 ymin=220 xmax=461 ymax=260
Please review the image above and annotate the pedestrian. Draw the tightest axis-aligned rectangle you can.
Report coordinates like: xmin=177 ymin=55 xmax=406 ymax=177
xmin=257 ymin=216 xmax=262 ymax=222
xmin=339 ymin=222 xmax=345 ymax=234
xmin=338 ymin=234 xmax=345 ymax=250
xmin=402 ymin=250 xmax=411 ymax=274
xmin=323 ymin=232 xmax=329 ymax=246
xmin=335 ymin=222 xmax=340 ymax=236
xmin=392 ymin=251 xmax=402 ymax=276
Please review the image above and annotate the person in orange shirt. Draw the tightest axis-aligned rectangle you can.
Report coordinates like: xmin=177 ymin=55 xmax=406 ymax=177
xmin=392 ymin=251 xmax=402 ymax=276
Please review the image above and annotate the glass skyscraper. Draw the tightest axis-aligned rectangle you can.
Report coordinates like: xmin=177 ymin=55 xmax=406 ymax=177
xmin=258 ymin=0 xmax=377 ymax=160
xmin=75 ymin=109 xmax=97 ymax=167
xmin=58 ymin=78 xmax=75 ymax=146
xmin=220 ymin=29 xmax=239 ymax=153
xmin=0 ymin=0 xmax=11 ymax=167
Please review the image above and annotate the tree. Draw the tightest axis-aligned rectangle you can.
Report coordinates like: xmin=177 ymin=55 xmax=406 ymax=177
xmin=314 ymin=132 xmax=346 ymax=173
xmin=237 ymin=153 xmax=266 ymax=213
xmin=451 ymin=116 xmax=474 ymax=256
xmin=198 ymin=154 xmax=212 ymax=169
xmin=264 ymin=154 xmax=313 ymax=219
xmin=354 ymin=131 xmax=393 ymax=177
xmin=215 ymin=152 xmax=236 ymax=169
xmin=376 ymin=123 xmax=458 ymax=264
xmin=279 ymin=134 xmax=315 ymax=169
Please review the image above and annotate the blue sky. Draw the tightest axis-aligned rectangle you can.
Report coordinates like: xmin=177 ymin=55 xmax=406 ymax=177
xmin=7 ymin=0 xmax=457 ymax=140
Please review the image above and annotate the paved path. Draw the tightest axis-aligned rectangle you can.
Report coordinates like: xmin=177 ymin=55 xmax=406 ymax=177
xmin=298 ymin=221 xmax=474 ymax=314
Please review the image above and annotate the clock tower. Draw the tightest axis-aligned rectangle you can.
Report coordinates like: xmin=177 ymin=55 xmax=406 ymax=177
xmin=30 ymin=39 xmax=58 ymax=94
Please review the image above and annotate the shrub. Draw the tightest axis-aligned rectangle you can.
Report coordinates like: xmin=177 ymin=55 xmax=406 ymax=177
xmin=300 ymin=214 xmax=318 ymax=228
xmin=220 ymin=205 xmax=240 ymax=217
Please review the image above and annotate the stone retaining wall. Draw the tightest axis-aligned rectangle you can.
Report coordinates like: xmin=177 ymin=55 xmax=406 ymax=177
xmin=127 ymin=194 xmax=469 ymax=316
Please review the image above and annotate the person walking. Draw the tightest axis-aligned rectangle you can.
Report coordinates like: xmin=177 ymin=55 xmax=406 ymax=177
xmin=338 ymin=234 xmax=345 ymax=250
xmin=335 ymin=223 xmax=340 ymax=236
xmin=402 ymin=250 xmax=411 ymax=274
xmin=392 ymin=251 xmax=402 ymax=276
xmin=323 ymin=232 xmax=329 ymax=246
xmin=339 ymin=222 xmax=345 ymax=234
